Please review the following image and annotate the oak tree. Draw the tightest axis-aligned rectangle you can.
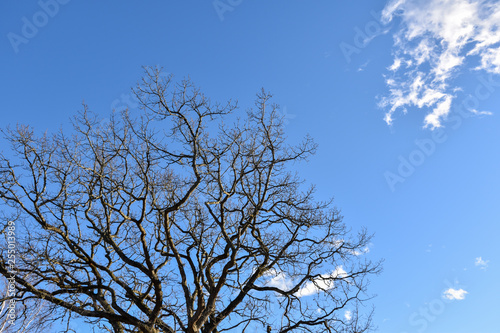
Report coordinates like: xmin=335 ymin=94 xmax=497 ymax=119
xmin=0 ymin=67 xmax=380 ymax=333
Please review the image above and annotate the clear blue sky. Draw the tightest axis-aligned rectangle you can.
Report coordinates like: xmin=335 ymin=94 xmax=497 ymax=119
xmin=1 ymin=1 xmax=499 ymax=332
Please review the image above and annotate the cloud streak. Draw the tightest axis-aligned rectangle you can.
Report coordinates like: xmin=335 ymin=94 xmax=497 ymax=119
xmin=380 ymin=0 xmax=500 ymax=128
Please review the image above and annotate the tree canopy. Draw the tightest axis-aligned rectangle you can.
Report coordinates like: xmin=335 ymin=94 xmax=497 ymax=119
xmin=0 ymin=67 xmax=380 ymax=333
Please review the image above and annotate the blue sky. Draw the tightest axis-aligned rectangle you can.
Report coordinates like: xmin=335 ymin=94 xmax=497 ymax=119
xmin=1 ymin=1 xmax=499 ymax=332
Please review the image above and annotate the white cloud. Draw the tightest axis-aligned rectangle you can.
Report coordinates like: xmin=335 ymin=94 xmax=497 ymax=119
xmin=351 ymin=245 xmax=371 ymax=256
xmin=262 ymin=266 xmax=348 ymax=297
xmin=443 ymin=288 xmax=468 ymax=300
xmin=475 ymin=256 xmax=489 ymax=269
xmin=380 ymin=0 xmax=500 ymax=128
xmin=381 ymin=0 xmax=407 ymax=23
xmin=423 ymin=95 xmax=452 ymax=129
xmin=263 ymin=269 xmax=293 ymax=291
xmin=344 ymin=310 xmax=352 ymax=321
xmin=331 ymin=239 xmax=345 ymax=248
xmin=330 ymin=239 xmax=371 ymax=256
xmin=295 ymin=266 xmax=348 ymax=298
xmin=388 ymin=58 xmax=402 ymax=71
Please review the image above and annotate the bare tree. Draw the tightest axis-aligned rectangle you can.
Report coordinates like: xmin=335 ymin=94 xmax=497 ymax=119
xmin=0 ymin=67 xmax=381 ymax=333
xmin=0 ymin=284 xmax=52 ymax=333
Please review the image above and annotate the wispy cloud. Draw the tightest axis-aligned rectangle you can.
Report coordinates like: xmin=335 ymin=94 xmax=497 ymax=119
xmin=330 ymin=239 xmax=371 ymax=256
xmin=351 ymin=245 xmax=371 ymax=256
xmin=470 ymin=109 xmax=493 ymax=116
xmin=380 ymin=0 xmax=500 ymax=128
xmin=475 ymin=256 xmax=489 ymax=269
xmin=443 ymin=288 xmax=468 ymax=300
xmin=358 ymin=60 xmax=371 ymax=72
